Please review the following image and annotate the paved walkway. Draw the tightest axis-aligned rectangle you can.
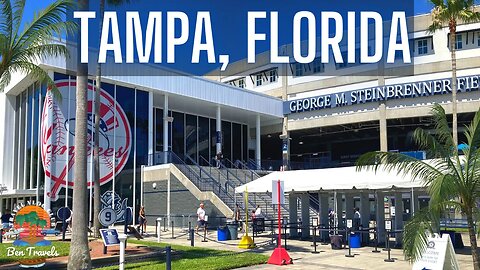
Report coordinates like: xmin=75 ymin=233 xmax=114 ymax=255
xmin=138 ymin=225 xmax=476 ymax=270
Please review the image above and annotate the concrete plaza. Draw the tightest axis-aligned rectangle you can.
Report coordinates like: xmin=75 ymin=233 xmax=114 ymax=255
xmin=137 ymin=225 xmax=476 ymax=270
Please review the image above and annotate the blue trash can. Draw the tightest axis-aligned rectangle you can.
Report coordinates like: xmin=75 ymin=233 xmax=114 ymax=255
xmin=217 ymin=226 xmax=229 ymax=241
xmin=349 ymin=233 xmax=361 ymax=248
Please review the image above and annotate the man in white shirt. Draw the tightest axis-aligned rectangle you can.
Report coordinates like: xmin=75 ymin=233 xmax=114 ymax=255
xmin=254 ymin=205 xmax=262 ymax=219
xmin=195 ymin=202 xmax=207 ymax=233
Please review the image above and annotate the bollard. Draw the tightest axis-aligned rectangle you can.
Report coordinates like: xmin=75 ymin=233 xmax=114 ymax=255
xmin=163 ymin=218 xmax=167 ymax=232
xmin=283 ymin=223 xmax=289 ymax=250
xmin=62 ymin=215 xmax=66 ymax=241
xmin=384 ymin=231 xmax=394 ymax=262
xmin=118 ymin=234 xmax=127 ymax=270
xmin=345 ymin=228 xmax=354 ymax=258
xmin=166 ymin=246 xmax=172 ymax=270
xmin=171 ymin=221 xmax=175 ymax=239
xmin=372 ymin=228 xmax=380 ymax=253
xmin=312 ymin=226 xmax=319 ymax=254
xmin=157 ymin=221 xmax=162 ymax=243
xmin=202 ymin=225 xmax=207 ymax=242
xmin=190 ymin=229 xmax=195 ymax=247
xmin=187 ymin=222 xmax=191 ymax=241
xmin=0 ymin=229 xmax=2 ymax=243
xmin=156 ymin=217 xmax=162 ymax=237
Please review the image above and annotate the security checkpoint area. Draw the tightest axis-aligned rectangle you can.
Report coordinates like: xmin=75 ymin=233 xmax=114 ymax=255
xmin=133 ymin=162 xmax=476 ymax=270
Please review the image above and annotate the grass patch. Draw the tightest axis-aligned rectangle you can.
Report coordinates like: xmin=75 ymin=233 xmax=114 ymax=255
xmin=0 ymin=240 xmax=70 ymax=264
xmin=99 ymin=240 xmax=268 ymax=270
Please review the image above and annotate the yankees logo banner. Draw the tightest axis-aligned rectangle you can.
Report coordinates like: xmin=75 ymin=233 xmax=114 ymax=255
xmin=41 ymin=79 xmax=132 ymax=201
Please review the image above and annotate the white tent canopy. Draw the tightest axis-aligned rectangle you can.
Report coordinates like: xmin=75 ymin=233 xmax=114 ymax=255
xmin=234 ymin=165 xmax=425 ymax=193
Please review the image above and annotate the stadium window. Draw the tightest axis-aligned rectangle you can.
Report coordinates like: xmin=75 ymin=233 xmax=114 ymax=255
xmin=417 ymin=39 xmax=428 ymax=55
xmin=269 ymin=69 xmax=278 ymax=83
xmin=256 ymin=74 xmax=263 ymax=86
xmin=238 ymin=78 xmax=245 ymax=88
xmin=455 ymin=34 xmax=463 ymax=49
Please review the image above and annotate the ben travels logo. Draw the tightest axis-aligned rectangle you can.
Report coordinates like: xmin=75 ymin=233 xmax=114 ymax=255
xmin=6 ymin=201 xmax=59 ymax=268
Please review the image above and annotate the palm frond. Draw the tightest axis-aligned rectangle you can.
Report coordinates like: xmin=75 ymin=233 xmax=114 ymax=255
xmin=16 ymin=0 xmax=77 ymax=48
xmin=356 ymin=151 xmax=445 ymax=189
xmin=430 ymin=104 xmax=455 ymax=150
xmin=403 ymin=207 xmax=437 ymax=263
xmin=0 ymin=0 xmax=13 ymax=42
xmin=11 ymin=0 xmax=26 ymax=42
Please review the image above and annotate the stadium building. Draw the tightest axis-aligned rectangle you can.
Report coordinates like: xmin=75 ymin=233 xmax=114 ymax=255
xmin=0 ymin=11 xmax=479 ymax=230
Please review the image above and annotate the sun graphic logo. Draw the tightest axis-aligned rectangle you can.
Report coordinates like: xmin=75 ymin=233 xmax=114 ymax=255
xmin=8 ymin=201 xmax=58 ymax=268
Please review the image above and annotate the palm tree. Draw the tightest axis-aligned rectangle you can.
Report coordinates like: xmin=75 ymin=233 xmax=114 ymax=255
xmin=356 ymin=104 xmax=480 ymax=269
xmin=93 ymin=0 xmax=131 ymax=239
xmin=68 ymin=0 xmax=92 ymax=268
xmin=427 ymin=0 xmax=480 ymax=149
xmin=0 ymin=0 xmax=76 ymax=94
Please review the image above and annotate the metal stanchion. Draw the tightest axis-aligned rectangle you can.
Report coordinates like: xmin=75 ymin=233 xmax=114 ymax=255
xmin=312 ymin=226 xmax=319 ymax=254
xmin=166 ymin=246 xmax=172 ymax=270
xmin=202 ymin=224 xmax=207 ymax=242
xmin=372 ymin=228 xmax=380 ymax=253
xmin=384 ymin=219 xmax=394 ymax=262
xmin=345 ymin=228 xmax=355 ymax=258
xmin=171 ymin=221 xmax=175 ymax=239
xmin=0 ymin=229 xmax=3 ymax=243
xmin=187 ymin=222 xmax=191 ymax=241
xmin=190 ymin=229 xmax=194 ymax=247
xmin=163 ymin=218 xmax=167 ymax=232
xmin=284 ymin=223 xmax=289 ymax=250
xmin=384 ymin=231 xmax=394 ymax=262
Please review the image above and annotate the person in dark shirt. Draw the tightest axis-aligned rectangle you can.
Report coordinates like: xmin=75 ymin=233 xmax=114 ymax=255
xmin=1 ymin=209 xmax=13 ymax=230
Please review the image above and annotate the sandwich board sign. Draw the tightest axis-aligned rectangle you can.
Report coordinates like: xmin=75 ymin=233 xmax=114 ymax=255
xmin=412 ymin=234 xmax=459 ymax=270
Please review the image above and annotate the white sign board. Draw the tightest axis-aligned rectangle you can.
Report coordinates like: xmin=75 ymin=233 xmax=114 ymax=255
xmin=271 ymin=180 xmax=285 ymax=205
xmin=385 ymin=220 xmax=392 ymax=231
xmin=346 ymin=219 xmax=353 ymax=228
xmin=412 ymin=234 xmax=460 ymax=270
xmin=390 ymin=206 xmax=396 ymax=217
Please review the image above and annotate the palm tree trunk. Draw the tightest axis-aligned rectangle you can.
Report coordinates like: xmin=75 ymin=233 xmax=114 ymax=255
xmin=449 ymin=22 xmax=458 ymax=149
xmin=68 ymin=0 xmax=92 ymax=268
xmin=93 ymin=0 xmax=105 ymax=239
xmin=466 ymin=210 xmax=480 ymax=270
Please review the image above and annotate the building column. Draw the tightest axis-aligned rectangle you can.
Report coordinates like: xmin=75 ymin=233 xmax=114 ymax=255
xmin=394 ymin=192 xmax=403 ymax=246
xmin=288 ymin=193 xmax=298 ymax=238
xmin=319 ymin=192 xmax=329 ymax=240
xmin=345 ymin=193 xmax=354 ymax=221
xmin=256 ymin=115 xmax=261 ymax=170
xmin=360 ymin=192 xmax=370 ymax=229
xmin=216 ymin=107 xmax=221 ymax=155
xmin=376 ymin=192 xmax=385 ymax=245
xmin=360 ymin=192 xmax=370 ymax=244
xmin=301 ymin=193 xmax=310 ymax=239
xmin=163 ymin=95 xmax=169 ymax=162
xmin=148 ymin=91 xmax=154 ymax=165
xmin=379 ymin=102 xmax=388 ymax=152
xmin=163 ymin=95 xmax=170 ymax=225
xmin=335 ymin=192 xmax=343 ymax=231
xmin=378 ymin=65 xmax=387 ymax=152
xmin=412 ymin=190 xmax=419 ymax=214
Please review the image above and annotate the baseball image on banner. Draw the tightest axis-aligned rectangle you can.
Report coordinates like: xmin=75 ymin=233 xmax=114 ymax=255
xmin=40 ymin=79 xmax=132 ymax=201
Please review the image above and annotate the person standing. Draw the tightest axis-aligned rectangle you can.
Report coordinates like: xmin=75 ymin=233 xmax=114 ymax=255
xmin=1 ymin=209 xmax=13 ymax=232
xmin=234 ymin=203 xmax=242 ymax=231
xmin=196 ymin=203 xmax=207 ymax=233
xmin=138 ymin=206 xmax=147 ymax=235
xmin=254 ymin=205 xmax=262 ymax=218
xmin=353 ymin=207 xmax=361 ymax=231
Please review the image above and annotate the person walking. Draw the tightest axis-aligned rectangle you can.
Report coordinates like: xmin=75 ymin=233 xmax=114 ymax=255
xmin=138 ymin=206 xmax=147 ymax=235
xmin=195 ymin=203 xmax=207 ymax=233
